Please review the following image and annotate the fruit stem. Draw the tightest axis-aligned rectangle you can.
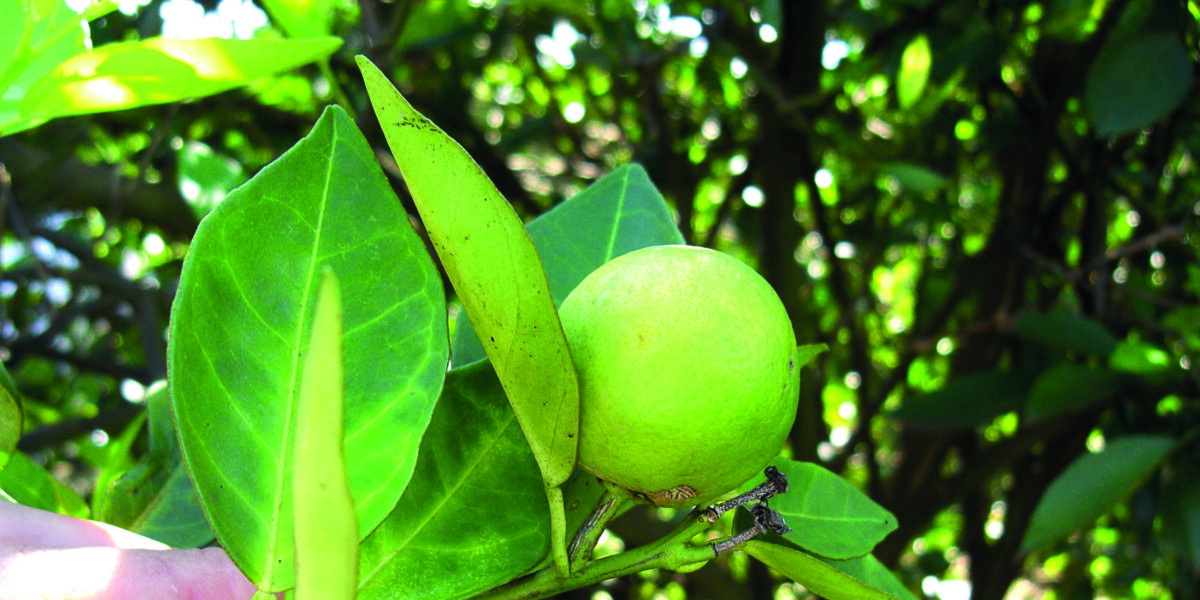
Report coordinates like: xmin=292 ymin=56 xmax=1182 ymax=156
xmin=473 ymin=509 xmax=714 ymax=600
xmin=545 ymin=484 xmax=570 ymax=577
xmin=710 ymin=502 xmax=791 ymax=555
xmin=702 ymin=466 xmax=789 ymax=522
xmin=567 ymin=480 xmax=637 ymax=572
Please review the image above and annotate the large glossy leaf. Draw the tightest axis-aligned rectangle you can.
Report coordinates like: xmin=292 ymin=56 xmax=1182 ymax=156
xmin=1020 ymin=435 xmax=1175 ymax=553
xmin=100 ymin=384 xmax=212 ymax=548
xmin=889 ymin=370 xmax=1031 ymax=429
xmin=357 ymin=361 xmax=550 ymax=600
xmin=742 ymin=541 xmax=903 ymax=600
xmin=169 ymin=105 xmax=448 ymax=591
xmin=1086 ymin=33 xmax=1192 ymax=136
xmin=293 ymin=270 xmax=357 ymax=600
xmin=358 ymin=56 xmax=577 ymax=488
xmin=0 ymin=0 xmax=118 ymax=135
xmin=1024 ymin=363 xmax=1120 ymax=420
xmin=19 ymin=36 xmax=342 ymax=123
xmin=452 ymin=163 xmax=684 ymax=366
xmin=0 ymin=451 xmax=89 ymax=517
xmin=769 ymin=459 xmax=897 ymax=560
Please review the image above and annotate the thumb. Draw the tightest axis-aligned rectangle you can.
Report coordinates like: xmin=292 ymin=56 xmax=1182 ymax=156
xmin=0 ymin=545 xmax=262 ymax=600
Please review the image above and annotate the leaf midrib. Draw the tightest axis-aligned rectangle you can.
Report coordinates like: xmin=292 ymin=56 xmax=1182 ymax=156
xmin=259 ymin=122 xmax=338 ymax=587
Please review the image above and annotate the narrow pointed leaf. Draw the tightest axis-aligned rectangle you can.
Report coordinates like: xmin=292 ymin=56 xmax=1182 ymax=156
xmin=88 ymin=408 xmax=147 ymax=524
xmin=357 ymin=361 xmax=550 ymax=600
xmin=1020 ymin=435 xmax=1174 ymax=553
xmin=452 ymin=163 xmax=684 ymax=366
xmin=169 ymin=105 xmax=447 ymax=591
xmin=357 ymin=56 xmax=577 ymax=488
xmin=101 ymin=383 xmax=212 ymax=548
xmin=100 ymin=381 xmax=211 ymax=547
xmin=294 ymin=270 xmax=357 ymax=600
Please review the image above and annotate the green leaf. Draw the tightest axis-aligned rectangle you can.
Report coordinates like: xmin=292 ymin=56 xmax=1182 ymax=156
xmin=742 ymin=541 xmax=902 ymax=600
xmin=176 ymin=140 xmax=245 ymax=220
xmin=357 ymin=361 xmax=550 ymax=600
xmin=88 ymin=404 xmax=147 ymax=522
xmin=1108 ymin=339 xmax=1172 ymax=376
xmin=395 ymin=0 xmax=483 ymax=51
xmin=1162 ymin=454 xmax=1200 ymax=570
xmin=294 ymin=270 xmax=357 ymax=600
xmin=19 ymin=36 xmax=342 ymax=123
xmin=0 ymin=0 xmax=102 ymax=135
xmin=1086 ymin=33 xmax=1192 ymax=136
xmin=452 ymin=163 xmax=685 ymax=366
xmin=259 ymin=0 xmax=334 ymax=39
xmin=77 ymin=0 xmax=120 ymax=21
xmin=0 ymin=451 xmax=89 ymax=518
xmin=1020 ymin=435 xmax=1175 ymax=553
xmin=793 ymin=344 xmax=829 ymax=371
xmin=0 ymin=362 xmax=21 ymax=471
xmin=1024 ymin=364 xmax=1120 ymax=420
xmin=823 ymin=554 xmax=920 ymax=600
xmin=169 ymin=105 xmax=448 ymax=591
xmin=1012 ymin=312 xmax=1117 ymax=357
xmin=769 ymin=459 xmax=896 ymax=559
xmin=896 ymin=34 xmax=931 ymax=109
xmin=100 ymin=384 xmax=212 ymax=547
xmin=879 ymin=163 xmax=948 ymax=193
xmin=357 ymin=56 xmax=578 ymax=488
xmin=889 ymin=370 xmax=1031 ymax=429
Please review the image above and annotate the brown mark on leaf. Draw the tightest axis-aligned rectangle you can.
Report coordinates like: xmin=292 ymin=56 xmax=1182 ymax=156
xmin=647 ymin=484 xmax=698 ymax=505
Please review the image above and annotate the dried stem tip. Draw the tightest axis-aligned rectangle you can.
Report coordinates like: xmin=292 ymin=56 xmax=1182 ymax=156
xmin=702 ymin=466 xmax=789 ymax=522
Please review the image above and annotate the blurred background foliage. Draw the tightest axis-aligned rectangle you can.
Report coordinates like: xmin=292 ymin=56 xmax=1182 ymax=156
xmin=2 ymin=0 xmax=1200 ymax=598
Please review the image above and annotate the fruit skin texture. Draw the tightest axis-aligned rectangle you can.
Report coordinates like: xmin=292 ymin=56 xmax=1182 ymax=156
xmin=559 ymin=245 xmax=799 ymax=508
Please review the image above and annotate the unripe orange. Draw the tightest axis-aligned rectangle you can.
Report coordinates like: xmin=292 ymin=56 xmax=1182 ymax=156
xmin=559 ymin=245 xmax=799 ymax=507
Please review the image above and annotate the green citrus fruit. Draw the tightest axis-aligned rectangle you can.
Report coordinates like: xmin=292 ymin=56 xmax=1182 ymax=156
xmin=559 ymin=245 xmax=799 ymax=507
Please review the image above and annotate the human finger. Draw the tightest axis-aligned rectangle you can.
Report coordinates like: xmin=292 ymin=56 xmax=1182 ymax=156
xmin=0 ymin=500 xmax=167 ymax=550
xmin=0 ymin=545 xmax=259 ymax=600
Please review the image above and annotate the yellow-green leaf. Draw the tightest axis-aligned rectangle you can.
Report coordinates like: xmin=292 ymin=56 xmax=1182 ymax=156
xmin=0 ymin=362 xmax=22 ymax=471
xmin=356 ymin=56 xmax=578 ymax=489
xmin=897 ymin=34 xmax=931 ymax=109
xmin=294 ymin=269 xmax=357 ymax=600
xmin=20 ymin=36 xmax=341 ymax=121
